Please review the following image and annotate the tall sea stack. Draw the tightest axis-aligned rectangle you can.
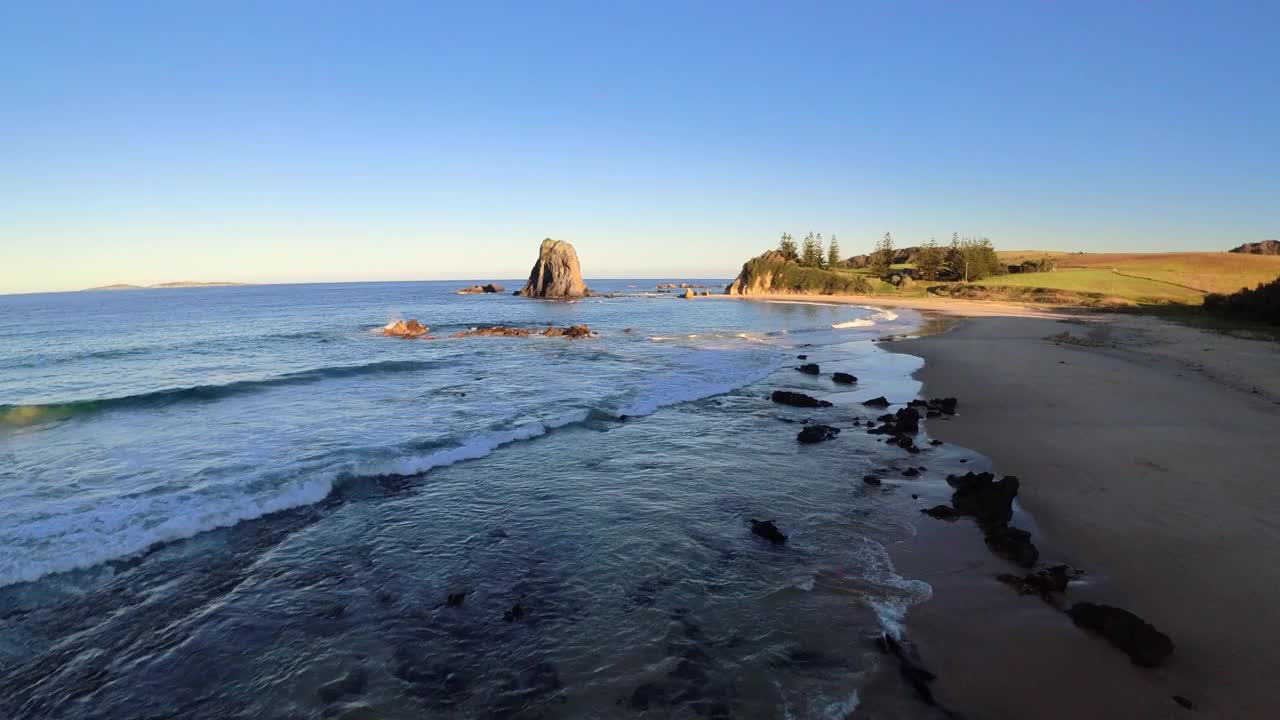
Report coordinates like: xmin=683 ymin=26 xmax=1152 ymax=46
xmin=517 ymin=239 xmax=588 ymax=298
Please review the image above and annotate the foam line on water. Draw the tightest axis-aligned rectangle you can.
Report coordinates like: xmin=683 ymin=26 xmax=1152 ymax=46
xmin=1 ymin=348 xmax=781 ymax=588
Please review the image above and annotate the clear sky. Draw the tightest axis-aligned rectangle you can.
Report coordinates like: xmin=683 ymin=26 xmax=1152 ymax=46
xmin=1 ymin=1 xmax=1276 ymax=294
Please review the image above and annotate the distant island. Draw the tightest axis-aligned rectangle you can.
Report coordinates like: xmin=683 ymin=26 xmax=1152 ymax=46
xmin=83 ymin=281 xmax=248 ymax=291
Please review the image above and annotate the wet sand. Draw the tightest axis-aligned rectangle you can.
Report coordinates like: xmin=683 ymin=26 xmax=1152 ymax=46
xmin=881 ymin=313 xmax=1280 ymax=718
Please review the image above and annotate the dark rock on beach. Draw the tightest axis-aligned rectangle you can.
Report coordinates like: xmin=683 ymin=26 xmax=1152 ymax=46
xmin=878 ymin=634 xmax=939 ymax=706
xmin=1068 ymin=602 xmax=1175 ymax=667
xmin=863 ymin=396 xmax=891 ymax=408
xmin=862 ymin=475 xmax=882 ymax=486
xmin=770 ymin=390 xmax=832 ymax=408
xmin=796 ymin=354 xmax=808 ymax=360
xmin=797 ymin=363 xmax=820 ymax=375
xmin=984 ymin=525 xmax=1039 ymax=567
xmin=948 ymin=472 xmax=1020 ymax=527
xmin=517 ymin=238 xmax=588 ymax=298
xmin=929 ymin=397 xmax=958 ymax=415
xmin=894 ymin=407 xmax=921 ymax=433
xmin=832 ymin=372 xmax=857 ymax=384
xmin=749 ymin=519 xmax=787 ymax=544
xmin=797 ymin=424 xmax=840 ymax=444
xmin=998 ymin=564 xmax=1074 ymax=599
xmin=921 ymin=505 xmax=960 ymax=520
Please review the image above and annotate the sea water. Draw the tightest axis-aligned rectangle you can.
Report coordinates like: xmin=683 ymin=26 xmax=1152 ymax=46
xmin=0 ymin=281 xmax=948 ymax=719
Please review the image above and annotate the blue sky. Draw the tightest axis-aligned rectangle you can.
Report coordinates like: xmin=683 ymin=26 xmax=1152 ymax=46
xmin=1 ymin=1 xmax=1276 ymax=293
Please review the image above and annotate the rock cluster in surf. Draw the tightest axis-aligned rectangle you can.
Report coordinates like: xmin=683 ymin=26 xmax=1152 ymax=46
xmin=457 ymin=283 xmax=506 ymax=294
xmin=383 ymin=319 xmax=429 ymax=338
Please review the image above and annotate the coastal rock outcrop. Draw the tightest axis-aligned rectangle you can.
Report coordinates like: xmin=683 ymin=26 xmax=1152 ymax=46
xmin=770 ymin=391 xmax=832 ymax=408
xmin=947 ymin=472 xmax=1019 ymax=527
xmin=749 ymin=519 xmax=787 ymax=544
xmin=458 ymin=283 xmax=506 ymax=294
xmin=832 ymin=372 xmax=857 ymax=385
xmin=997 ymin=564 xmax=1075 ymax=600
xmin=518 ymin=239 xmax=588 ymax=298
xmin=1229 ymin=239 xmax=1280 ymax=255
xmin=725 ymin=250 xmax=873 ymax=296
xmin=451 ymin=324 xmax=594 ymax=339
xmin=797 ymin=363 xmax=820 ymax=375
xmin=797 ymin=424 xmax=840 ymax=444
xmin=1068 ymin=602 xmax=1175 ymax=667
xmin=383 ymin=319 xmax=429 ymax=338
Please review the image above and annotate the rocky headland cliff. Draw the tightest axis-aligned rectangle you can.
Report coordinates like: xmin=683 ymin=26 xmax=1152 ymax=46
xmin=1229 ymin=240 xmax=1280 ymax=255
xmin=518 ymin=239 xmax=588 ymax=298
xmin=726 ymin=250 xmax=872 ymax=296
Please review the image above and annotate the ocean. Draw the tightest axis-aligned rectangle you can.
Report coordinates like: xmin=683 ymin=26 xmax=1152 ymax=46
xmin=0 ymin=281 xmax=962 ymax=719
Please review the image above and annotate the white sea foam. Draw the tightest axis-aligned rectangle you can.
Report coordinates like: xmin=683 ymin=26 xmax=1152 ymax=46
xmin=832 ymin=308 xmax=899 ymax=330
xmin=0 ymin=473 xmax=335 ymax=588
xmin=614 ymin=348 xmax=782 ymax=418
xmin=0 ymin=344 xmax=782 ymax=590
xmin=369 ymin=410 xmax=592 ymax=477
xmin=822 ymin=690 xmax=861 ymax=718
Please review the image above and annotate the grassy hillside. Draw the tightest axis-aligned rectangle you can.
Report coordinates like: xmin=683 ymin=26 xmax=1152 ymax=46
xmin=974 ymin=268 xmax=1205 ymax=304
xmin=998 ymin=251 xmax=1280 ymax=295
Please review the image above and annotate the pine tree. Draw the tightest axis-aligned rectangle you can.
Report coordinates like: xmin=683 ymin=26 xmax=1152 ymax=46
xmin=916 ymin=236 xmax=942 ymax=280
xmin=801 ymin=232 xmax=822 ymax=267
xmin=869 ymin=232 xmax=894 ymax=278
xmin=816 ymin=233 xmax=825 ymax=268
xmin=827 ymin=235 xmax=841 ymax=269
xmin=778 ymin=232 xmax=799 ymax=262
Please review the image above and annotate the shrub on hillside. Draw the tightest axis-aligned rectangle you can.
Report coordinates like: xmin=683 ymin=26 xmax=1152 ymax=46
xmin=1203 ymin=276 xmax=1280 ymax=325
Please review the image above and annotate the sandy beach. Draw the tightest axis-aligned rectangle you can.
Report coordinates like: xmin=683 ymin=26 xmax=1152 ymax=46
xmin=883 ymin=310 xmax=1280 ymax=718
xmin=715 ymin=292 xmax=1280 ymax=717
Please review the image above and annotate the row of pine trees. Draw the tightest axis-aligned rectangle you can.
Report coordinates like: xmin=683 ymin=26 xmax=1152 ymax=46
xmin=778 ymin=231 xmax=1005 ymax=282
xmin=776 ymin=232 xmax=841 ymax=269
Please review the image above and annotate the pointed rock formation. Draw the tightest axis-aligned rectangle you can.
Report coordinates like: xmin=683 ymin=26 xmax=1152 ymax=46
xmin=518 ymin=239 xmax=588 ymax=298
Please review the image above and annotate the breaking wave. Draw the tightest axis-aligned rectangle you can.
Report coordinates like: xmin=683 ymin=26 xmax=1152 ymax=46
xmin=1 ymin=359 xmax=443 ymax=428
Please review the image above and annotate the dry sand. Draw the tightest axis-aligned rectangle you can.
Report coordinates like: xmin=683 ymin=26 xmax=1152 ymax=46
xmin=879 ymin=312 xmax=1280 ymax=719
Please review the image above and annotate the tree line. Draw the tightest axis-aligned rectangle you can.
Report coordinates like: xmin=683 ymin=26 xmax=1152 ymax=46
xmin=780 ymin=231 xmax=1006 ymax=282
xmin=777 ymin=232 xmax=841 ymax=269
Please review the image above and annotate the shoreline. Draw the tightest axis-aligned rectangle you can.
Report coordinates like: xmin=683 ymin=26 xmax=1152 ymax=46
xmin=868 ymin=308 xmax=1280 ymax=718
xmin=701 ymin=291 xmax=1078 ymax=320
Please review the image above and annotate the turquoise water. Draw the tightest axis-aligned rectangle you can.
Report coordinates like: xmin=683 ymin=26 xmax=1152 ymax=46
xmin=0 ymin=281 xmax=957 ymax=719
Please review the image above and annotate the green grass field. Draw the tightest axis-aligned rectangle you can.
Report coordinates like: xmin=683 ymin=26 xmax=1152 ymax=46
xmin=973 ymin=268 xmax=1206 ymax=304
xmin=999 ymin=251 xmax=1280 ymax=296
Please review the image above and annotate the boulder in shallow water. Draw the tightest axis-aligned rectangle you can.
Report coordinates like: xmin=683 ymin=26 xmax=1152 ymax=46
xmin=797 ymin=424 xmax=840 ymax=444
xmin=771 ymin=390 xmax=832 ymax=408
xmin=384 ymin=319 xmax=429 ymax=338
xmin=458 ymin=283 xmax=506 ymax=294
xmin=863 ymin=396 xmax=891 ymax=408
xmin=749 ymin=519 xmax=787 ymax=544
xmin=797 ymin=363 xmax=820 ymax=375
xmin=1068 ymin=602 xmax=1174 ymax=667
xmin=832 ymin=372 xmax=857 ymax=385
xmin=541 ymin=324 xmax=593 ymax=339
xmin=518 ymin=238 xmax=588 ymax=298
